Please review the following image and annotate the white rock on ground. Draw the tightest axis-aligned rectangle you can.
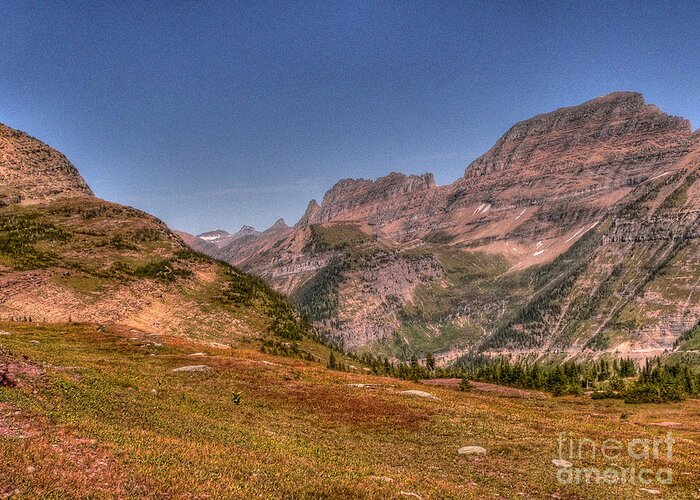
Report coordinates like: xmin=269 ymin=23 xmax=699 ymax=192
xmin=458 ymin=446 xmax=487 ymax=455
xmin=172 ymin=365 xmax=211 ymax=372
xmin=552 ymin=459 xmax=573 ymax=468
xmin=399 ymin=492 xmax=423 ymax=500
xmin=400 ymin=390 xmax=439 ymax=400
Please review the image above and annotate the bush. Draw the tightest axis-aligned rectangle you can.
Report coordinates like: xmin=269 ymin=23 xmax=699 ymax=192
xmin=591 ymin=390 xmax=621 ymax=400
xmin=458 ymin=378 xmax=473 ymax=392
xmin=132 ymin=260 xmax=193 ymax=281
xmin=624 ymin=383 xmax=685 ymax=404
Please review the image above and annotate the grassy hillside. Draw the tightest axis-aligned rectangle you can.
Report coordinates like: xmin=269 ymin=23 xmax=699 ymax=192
xmin=0 ymin=198 xmax=319 ymax=351
xmin=1 ymin=322 xmax=699 ymax=498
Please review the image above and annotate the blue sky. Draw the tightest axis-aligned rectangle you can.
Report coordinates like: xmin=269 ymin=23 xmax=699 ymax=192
xmin=1 ymin=1 xmax=698 ymax=234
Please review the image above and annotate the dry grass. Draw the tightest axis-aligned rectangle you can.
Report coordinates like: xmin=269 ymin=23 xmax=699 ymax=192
xmin=1 ymin=322 xmax=699 ymax=498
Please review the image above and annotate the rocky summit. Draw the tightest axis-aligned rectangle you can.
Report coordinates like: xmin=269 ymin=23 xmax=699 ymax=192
xmin=189 ymin=92 xmax=700 ymax=361
xmin=0 ymin=124 xmax=94 ymax=206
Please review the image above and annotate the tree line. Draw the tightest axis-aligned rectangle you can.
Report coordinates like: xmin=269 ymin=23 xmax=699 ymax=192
xmin=326 ymin=348 xmax=699 ymax=404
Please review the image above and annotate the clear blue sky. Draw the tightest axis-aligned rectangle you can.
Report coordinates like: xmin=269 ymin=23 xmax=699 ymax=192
xmin=1 ymin=1 xmax=698 ymax=234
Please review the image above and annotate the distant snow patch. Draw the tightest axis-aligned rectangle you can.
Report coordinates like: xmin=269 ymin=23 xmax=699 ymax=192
xmin=564 ymin=227 xmax=585 ymax=243
xmin=565 ymin=221 xmax=600 ymax=244
xmin=648 ymin=171 xmax=670 ymax=182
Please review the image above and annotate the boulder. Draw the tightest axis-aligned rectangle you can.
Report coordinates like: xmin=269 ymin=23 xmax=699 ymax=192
xmin=400 ymin=390 xmax=439 ymax=401
xmin=458 ymin=446 xmax=487 ymax=455
xmin=172 ymin=365 xmax=211 ymax=373
xmin=552 ymin=459 xmax=573 ymax=468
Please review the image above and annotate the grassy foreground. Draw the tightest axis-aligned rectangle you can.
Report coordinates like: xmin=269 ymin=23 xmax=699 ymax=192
xmin=1 ymin=322 xmax=699 ymax=498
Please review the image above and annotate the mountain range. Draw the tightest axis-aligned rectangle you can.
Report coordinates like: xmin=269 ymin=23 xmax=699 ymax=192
xmin=2 ymin=92 xmax=700 ymax=498
xmin=184 ymin=92 xmax=700 ymax=362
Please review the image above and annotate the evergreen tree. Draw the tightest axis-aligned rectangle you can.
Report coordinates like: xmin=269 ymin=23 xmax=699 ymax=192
xmin=425 ymin=352 xmax=436 ymax=371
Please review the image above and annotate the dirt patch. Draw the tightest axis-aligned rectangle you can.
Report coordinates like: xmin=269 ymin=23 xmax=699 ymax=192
xmin=0 ymin=350 xmax=44 ymax=388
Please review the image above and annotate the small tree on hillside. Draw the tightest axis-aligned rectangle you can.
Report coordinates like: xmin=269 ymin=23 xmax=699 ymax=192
xmin=425 ymin=352 xmax=436 ymax=371
xmin=458 ymin=378 xmax=473 ymax=392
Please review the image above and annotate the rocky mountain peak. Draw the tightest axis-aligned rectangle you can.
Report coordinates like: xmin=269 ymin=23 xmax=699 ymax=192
xmin=314 ymin=172 xmax=436 ymax=223
xmin=295 ymin=199 xmax=321 ymax=227
xmin=0 ymin=122 xmax=94 ymax=205
xmin=237 ymin=225 xmax=258 ymax=235
xmin=195 ymin=224 xmax=261 ymax=249
xmin=266 ymin=218 xmax=288 ymax=232
xmin=465 ymin=91 xmax=692 ymax=178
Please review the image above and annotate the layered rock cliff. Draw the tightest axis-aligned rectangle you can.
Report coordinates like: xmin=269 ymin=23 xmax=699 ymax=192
xmin=305 ymin=172 xmax=437 ymax=225
xmin=465 ymin=92 xmax=691 ymax=179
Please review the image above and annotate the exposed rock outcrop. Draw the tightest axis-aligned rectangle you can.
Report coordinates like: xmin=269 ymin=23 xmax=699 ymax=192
xmin=465 ymin=92 xmax=691 ymax=178
xmin=313 ymin=172 xmax=437 ymax=224
xmin=296 ymin=200 xmax=321 ymax=227
xmin=0 ymin=124 xmax=94 ymax=205
xmin=266 ymin=218 xmax=289 ymax=232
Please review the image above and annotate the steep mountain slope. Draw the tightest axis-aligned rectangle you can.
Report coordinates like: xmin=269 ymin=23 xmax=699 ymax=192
xmin=195 ymin=92 xmax=699 ymax=360
xmin=487 ymin=133 xmax=699 ymax=356
xmin=0 ymin=122 xmax=315 ymax=349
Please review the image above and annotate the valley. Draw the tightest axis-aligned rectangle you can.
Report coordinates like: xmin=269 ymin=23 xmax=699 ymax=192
xmin=3 ymin=3 xmax=700 ymax=498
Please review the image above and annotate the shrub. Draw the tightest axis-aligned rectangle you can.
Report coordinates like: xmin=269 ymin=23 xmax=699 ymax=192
xmin=458 ymin=378 xmax=473 ymax=392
